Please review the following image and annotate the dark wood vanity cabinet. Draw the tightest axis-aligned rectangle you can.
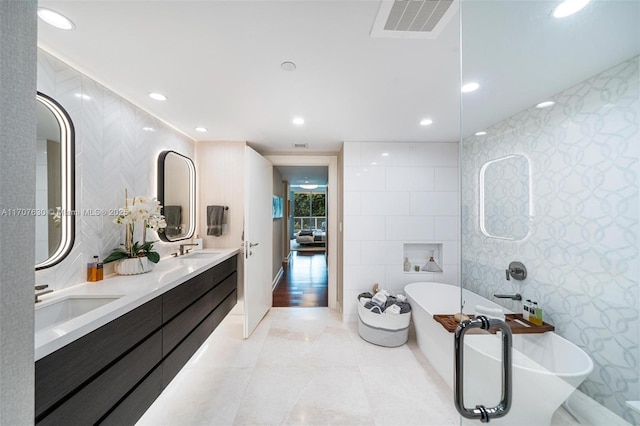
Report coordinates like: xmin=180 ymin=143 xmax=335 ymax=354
xmin=35 ymin=255 xmax=238 ymax=425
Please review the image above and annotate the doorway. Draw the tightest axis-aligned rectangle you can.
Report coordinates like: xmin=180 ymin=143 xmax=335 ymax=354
xmin=270 ymin=161 xmax=333 ymax=308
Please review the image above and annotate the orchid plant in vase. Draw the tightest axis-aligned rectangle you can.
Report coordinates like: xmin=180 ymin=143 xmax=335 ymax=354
xmin=104 ymin=190 xmax=167 ymax=267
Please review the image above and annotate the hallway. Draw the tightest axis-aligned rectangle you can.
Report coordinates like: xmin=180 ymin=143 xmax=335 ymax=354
xmin=273 ymin=252 xmax=328 ymax=307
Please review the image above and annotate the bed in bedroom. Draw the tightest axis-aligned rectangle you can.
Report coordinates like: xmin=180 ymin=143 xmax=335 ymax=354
xmin=295 ymin=229 xmax=326 ymax=246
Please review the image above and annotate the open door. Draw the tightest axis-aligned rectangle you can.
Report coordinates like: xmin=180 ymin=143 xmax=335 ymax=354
xmin=243 ymin=146 xmax=273 ymax=338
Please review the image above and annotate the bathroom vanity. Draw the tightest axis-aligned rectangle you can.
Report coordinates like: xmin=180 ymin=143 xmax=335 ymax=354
xmin=34 ymin=249 xmax=238 ymax=425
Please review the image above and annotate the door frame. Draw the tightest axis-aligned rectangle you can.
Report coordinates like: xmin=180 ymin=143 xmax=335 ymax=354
xmin=266 ymin=155 xmax=338 ymax=311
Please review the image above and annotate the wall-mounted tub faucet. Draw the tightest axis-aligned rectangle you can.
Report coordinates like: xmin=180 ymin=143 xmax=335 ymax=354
xmin=505 ymin=261 xmax=527 ymax=281
xmin=493 ymin=293 xmax=522 ymax=301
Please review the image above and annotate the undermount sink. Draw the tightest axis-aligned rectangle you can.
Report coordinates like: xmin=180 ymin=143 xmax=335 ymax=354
xmin=181 ymin=252 xmax=220 ymax=259
xmin=35 ymin=295 xmax=122 ymax=333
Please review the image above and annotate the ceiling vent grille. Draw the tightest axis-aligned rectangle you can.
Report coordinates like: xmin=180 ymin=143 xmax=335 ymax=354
xmin=292 ymin=143 xmax=309 ymax=149
xmin=371 ymin=0 xmax=458 ymax=39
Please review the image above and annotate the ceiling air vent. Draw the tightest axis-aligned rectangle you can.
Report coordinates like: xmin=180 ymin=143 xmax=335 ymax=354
xmin=293 ymin=143 xmax=309 ymax=149
xmin=371 ymin=0 xmax=458 ymax=39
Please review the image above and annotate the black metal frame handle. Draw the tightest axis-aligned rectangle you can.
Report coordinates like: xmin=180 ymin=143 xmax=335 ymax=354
xmin=454 ymin=316 xmax=512 ymax=423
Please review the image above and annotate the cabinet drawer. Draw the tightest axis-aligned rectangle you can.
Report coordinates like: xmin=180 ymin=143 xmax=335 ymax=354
xmin=162 ymin=256 xmax=236 ymax=323
xmin=211 ymin=255 xmax=237 ymax=285
xmin=99 ymin=365 xmax=163 ymax=426
xmin=212 ymin=272 xmax=237 ymax=308
xmin=35 ymin=297 xmax=162 ymax=418
xmin=37 ymin=331 xmax=162 ymax=426
xmin=162 ymin=289 xmax=237 ymax=387
xmin=162 ymin=287 xmax=215 ymax=356
xmin=212 ymin=289 xmax=237 ymax=331
xmin=162 ymin=308 xmax=214 ymax=387
xmin=162 ymin=267 xmax=214 ymax=322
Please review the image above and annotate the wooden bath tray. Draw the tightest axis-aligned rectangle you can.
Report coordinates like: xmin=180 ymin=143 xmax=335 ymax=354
xmin=433 ymin=313 xmax=554 ymax=334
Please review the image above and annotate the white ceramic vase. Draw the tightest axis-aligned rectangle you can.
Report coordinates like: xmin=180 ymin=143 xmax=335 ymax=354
xmin=114 ymin=256 xmax=154 ymax=275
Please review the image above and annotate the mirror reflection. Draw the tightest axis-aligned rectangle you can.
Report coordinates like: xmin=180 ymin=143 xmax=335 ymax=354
xmin=479 ymin=154 xmax=531 ymax=240
xmin=157 ymin=151 xmax=195 ymax=242
xmin=36 ymin=93 xmax=75 ymax=269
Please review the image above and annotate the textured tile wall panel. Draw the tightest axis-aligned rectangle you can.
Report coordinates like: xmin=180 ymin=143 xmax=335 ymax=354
xmin=35 ymin=49 xmax=195 ymax=290
xmin=461 ymin=56 xmax=640 ymax=423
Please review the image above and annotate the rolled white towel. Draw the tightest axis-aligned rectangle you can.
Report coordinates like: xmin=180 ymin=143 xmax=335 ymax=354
xmin=360 ymin=297 xmax=371 ymax=306
xmin=396 ymin=294 xmax=407 ymax=303
xmin=384 ymin=304 xmax=401 ymax=315
xmin=372 ymin=292 xmax=387 ymax=307
xmin=475 ymin=304 xmax=505 ymax=320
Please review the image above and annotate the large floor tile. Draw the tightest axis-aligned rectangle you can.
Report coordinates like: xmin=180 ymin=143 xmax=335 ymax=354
xmin=138 ymin=307 xmax=584 ymax=426
xmin=233 ymin=366 xmax=321 ymax=425
xmin=137 ymin=366 xmax=252 ymax=426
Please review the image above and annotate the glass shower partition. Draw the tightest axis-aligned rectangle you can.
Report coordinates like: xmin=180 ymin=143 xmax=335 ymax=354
xmin=459 ymin=1 xmax=639 ymax=424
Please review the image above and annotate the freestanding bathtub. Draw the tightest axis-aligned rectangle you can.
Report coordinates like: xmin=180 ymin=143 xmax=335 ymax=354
xmin=405 ymin=282 xmax=593 ymax=426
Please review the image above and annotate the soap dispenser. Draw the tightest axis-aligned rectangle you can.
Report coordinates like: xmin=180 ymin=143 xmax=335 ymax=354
xmin=523 ymin=299 xmax=532 ymax=321
xmin=87 ymin=256 xmax=97 ymax=282
xmin=530 ymin=302 xmax=543 ymax=326
xmin=403 ymin=257 xmax=411 ymax=272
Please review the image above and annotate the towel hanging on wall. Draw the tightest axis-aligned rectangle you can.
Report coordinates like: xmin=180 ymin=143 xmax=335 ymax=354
xmin=163 ymin=205 xmax=182 ymax=237
xmin=207 ymin=205 xmax=226 ymax=236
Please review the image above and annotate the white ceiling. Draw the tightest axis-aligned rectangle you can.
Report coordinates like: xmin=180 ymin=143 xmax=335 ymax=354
xmin=37 ymin=1 xmax=639 ymax=155
xmin=276 ymin=165 xmax=328 ymax=186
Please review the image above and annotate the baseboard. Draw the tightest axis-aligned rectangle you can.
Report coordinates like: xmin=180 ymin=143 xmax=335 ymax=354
xmin=272 ymin=266 xmax=284 ymax=291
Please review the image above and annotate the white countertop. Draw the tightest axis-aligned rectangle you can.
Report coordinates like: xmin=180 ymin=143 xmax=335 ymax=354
xmin=35 ymin=248 xmax=239 ymax=361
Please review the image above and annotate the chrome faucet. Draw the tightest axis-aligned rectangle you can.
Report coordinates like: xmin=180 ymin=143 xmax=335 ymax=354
xmin=178 ymin=243 xmax=198 ymax=255
xmin=35 ymin=284 xmax=53 ymax=303
xmin=493 ymin=293 xmax=522 ymax=301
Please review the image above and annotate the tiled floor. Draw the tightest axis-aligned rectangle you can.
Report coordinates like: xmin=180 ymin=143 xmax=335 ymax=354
xmin=137 ymin=308 xmax=579 ymax=425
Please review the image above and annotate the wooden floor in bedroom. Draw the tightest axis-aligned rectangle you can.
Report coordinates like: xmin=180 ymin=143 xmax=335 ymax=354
xmin=272 ymin=251 xmax=328 ymax=307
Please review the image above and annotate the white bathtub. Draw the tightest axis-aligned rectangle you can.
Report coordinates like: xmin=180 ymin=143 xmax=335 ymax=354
xmin=405 ymin=282 xmax=594 ymax=426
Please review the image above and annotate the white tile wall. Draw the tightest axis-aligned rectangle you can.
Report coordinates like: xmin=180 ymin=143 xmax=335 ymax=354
xmin=410 ymin=191 xmax=459 ymax=216
xmin=342 ymin=142 xmax=460 ymax=320
xmin=386 ymin=167 xmax=435 ymax=191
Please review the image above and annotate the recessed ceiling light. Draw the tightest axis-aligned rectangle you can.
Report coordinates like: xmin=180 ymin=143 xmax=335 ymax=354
xmin=149 ymin=92 xmax=167 ymax=101
xmin=300 ymin=180 xmax=318 ymax=190
xmin=371 ymin=162 xmax=377 ymax=165
xmin=37 ymin=8 xmax=75 ymax=30
xmin=381 ymin=152 xmax=390 ymax=157
xmin=475 ymin=131 xmax=487 ymax=136
xmin=553 ymin=0 xmax=590 ymax=18
xmin=142 ymin=127 xmax=155 ymax=132
xmin=536 ymin=101 xmax=555 ymax=108
xmin=420 ymin=119 xmax=433 ymax=126
xmin=461 ymin=82 xmax=480 ymax=93
xmin=292 ymin=117 xmax=304 ymax=125
xmin=195 ymin=127 xmax=208 ymax=132
xmin=74 ymin=93 xmax=91 ymax=100
xmin=281 ymin=61 xmax=297 ymax=71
